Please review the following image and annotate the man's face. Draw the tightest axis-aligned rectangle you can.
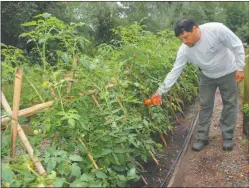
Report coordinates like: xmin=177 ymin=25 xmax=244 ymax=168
xmin=178 ymin=26 xmax=198 ymax=47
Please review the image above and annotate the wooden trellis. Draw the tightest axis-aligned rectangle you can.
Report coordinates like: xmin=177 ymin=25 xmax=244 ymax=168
xmin=1 ymin=61 xmax=169 ymax=186
xmin=1 ymin=68 xmax=46 ymax=177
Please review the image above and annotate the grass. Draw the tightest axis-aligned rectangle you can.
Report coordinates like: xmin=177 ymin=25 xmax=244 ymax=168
xmin=239 ymin=49 xmax=249 ymax=97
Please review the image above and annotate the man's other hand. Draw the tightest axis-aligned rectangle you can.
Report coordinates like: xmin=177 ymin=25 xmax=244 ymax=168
xmin=236 ymin=71 xmax=244 ymax=83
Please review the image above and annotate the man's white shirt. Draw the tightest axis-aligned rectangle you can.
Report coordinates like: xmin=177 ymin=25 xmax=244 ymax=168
xmin=157 ymin=22 xmax=245 ymax=95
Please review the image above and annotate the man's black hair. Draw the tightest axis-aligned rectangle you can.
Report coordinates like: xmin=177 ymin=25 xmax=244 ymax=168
xmin=174 ymin=18 xmax=198 ymax=37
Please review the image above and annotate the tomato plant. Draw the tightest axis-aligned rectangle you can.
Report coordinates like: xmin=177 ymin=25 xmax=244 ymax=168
xmin=1 ymin=14 xmax=199 ymax=187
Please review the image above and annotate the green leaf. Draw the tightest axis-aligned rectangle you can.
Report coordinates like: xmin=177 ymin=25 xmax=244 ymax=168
xmin=68 ymin=118 xmax=75 ymax=128
xmin=127 ymin=167 xmax=139 ymax=180
xmin=56 ymin=150 xmax=68 ymax=158
xmin=23 ymin=175 xmax=36 ymax=184
xmin=1 ymin=43 xmax=8 ymax=48
xmin=34 ymin=14 xmax=45 ymax=18
xmin=38 ymin=36 xmax=48 ymax=44
xmin=114 ymin=147 xmax=126 ymax=154
xmin=46 ymin=158 xmax=57 ymax=173
xmin=111 ymin=108 xmax=122 ymax=114
xmin=95 ymin=171 xmax=107 ymax=179
xmin=100 ymin=148 xmax=112 ymax=156
xmin=143 ymin=139 xmax=155 ymax=144
xmin=61 ymin=53 xmax=69 ymax=64
xmin=19 ymin=116 xmax=27 ymax=124
xmin=117 ymin=174 xmax=127 ymax=181
xmin=27 ymin=39 xmax=33 ymax=44
xmin=99 ymin=135 xmax=111 ymax=142
xmin=19 ymin=32 xmax=32 ymax=38
xmin=71 ymin=163 xmax=81 ymax=178
xmin=69 ymin=154 xmax=83 ymax=162
xmin=112 ymin=153 xmax=120 ymax=165
xmin=70 ymin=180 xmax=85 ymax=187
xmin=79 ymin=37 xmax=85 ymax=49
xmin=57 ymin=161 xmax=70 ymax=176
xmin=80 ymin=173 xmax=94 ymax=182
xmin=11 ymin=180 xmax=22 ymax=187
xmin=88 ymin=181 xmax=102 ymax=187
xmin=2 ymin=164 xmax=15 ymax=184
xmin=54 ymin=177 xmax=66 ymax=187
xmin=21 ymin=21 xmax=37 ymax=27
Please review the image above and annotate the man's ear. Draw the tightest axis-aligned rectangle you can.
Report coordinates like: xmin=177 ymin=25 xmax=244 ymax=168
xmin=192 ymin=25 xmax=198 ymax=32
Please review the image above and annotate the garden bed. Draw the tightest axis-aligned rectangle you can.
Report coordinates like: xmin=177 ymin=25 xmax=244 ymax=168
xmin=136 ymin=89 xmax=249 ymax=187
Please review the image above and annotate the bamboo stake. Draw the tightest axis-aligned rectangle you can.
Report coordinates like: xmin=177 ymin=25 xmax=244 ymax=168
xmin=91 ymin=95 xmax=101 ymax=108
xmin=1 ymin=91 xmax=47 ymax=176
xmin=88 ymin=89 xmax=97 ymax=95
xmin=87 ymin=84 xmax=116 ymax=95
xmin=116 ymin=97 xmax=127 ymax=114
xmin=50 ymin=87 xmax=56 ymax=99
xmin=89 ymin=94 xmax=108 ymax=120
xmin=141 ymin=176 xmax=148 ymax=186
xmin=149 ymin=151 xmax=159 ymax=165
xmin=1 ymin=101 xmax=53 ymax=123
xmin=160 ymin=133 xmax=168 ymax=148
xmin=77 ymin=138 xmax=98 ymax=169
xmin=11 ymin=68 xmax=22 ymax=158
xmin=66 ymin=56 xmax=78 ymax=94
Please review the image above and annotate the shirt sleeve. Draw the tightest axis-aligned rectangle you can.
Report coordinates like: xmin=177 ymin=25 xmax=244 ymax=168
xmin=218 ymin=23 xmax=245 ymax=71
xmin=157 ymin=46 xmax=188 ymax=95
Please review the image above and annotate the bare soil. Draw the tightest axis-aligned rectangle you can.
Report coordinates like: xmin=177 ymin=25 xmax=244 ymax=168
xmin=134 ymin=89 xmax=249 ymax=187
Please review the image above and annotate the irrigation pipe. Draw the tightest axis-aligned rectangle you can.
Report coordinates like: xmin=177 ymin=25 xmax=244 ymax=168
xmin=159 ymin=99 xmax=199 ymax=187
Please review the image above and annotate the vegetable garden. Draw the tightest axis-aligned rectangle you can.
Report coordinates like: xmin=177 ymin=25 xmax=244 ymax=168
xmin=1 ymin=14 xmax=199 ymax=187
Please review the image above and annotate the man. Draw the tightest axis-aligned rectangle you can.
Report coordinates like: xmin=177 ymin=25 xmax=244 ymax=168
xmin=151 ymin=18 xmax=245 ymax=151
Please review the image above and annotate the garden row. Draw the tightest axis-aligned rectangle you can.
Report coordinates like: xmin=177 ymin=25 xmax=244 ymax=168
xmin=1 ymin=14 xmax=199 ymax=187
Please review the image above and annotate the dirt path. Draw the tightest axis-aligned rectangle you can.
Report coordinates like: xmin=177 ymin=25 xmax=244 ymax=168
xmin=171 ymin=89 xmax=249 ymax=187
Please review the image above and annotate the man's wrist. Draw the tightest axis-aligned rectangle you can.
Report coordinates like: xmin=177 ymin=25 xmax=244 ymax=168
xmin=156 ymin=89 xmax=163 ymax=96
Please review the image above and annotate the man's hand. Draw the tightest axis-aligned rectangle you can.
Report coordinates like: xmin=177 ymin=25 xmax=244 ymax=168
xmin=151 ymin=93 xmax=162 ymax=106
xmin=236 ymin=71 xmax=244 ymax=83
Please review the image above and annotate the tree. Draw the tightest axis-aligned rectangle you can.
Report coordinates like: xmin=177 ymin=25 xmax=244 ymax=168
xmin=1 ymin=1 xmax=67 ymax=47
xmin=1 ymin=2 xmax=37 ymax=46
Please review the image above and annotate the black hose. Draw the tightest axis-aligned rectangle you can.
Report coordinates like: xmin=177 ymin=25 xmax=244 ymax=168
xmin=159 ymin=99 xmax=198 ymax=187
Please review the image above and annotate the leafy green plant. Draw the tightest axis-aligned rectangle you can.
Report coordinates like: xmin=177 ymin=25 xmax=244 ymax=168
xmin=1 ymin=14 xmax=199 ymax=187
xmin=243 ymin=104 xmax=249 ymax=117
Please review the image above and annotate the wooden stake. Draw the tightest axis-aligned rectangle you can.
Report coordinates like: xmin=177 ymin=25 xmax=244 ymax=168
xmin=77 ymin=138 xmax=98 ymax=169
xmin=160 ymin=133 xmax=168 ymax=148
xmin=116 ymin=96 xmax=127 ymax=114
xmin=1 ymin=101 xmax=53 ymax=123
xmin=149 ymin=151 xmax=159 ymax=166
xmin=141 ymin=176 xmax=148 ymax=185
xmin=11 ymin=68 xmax=22 ymax=158
xmin=89 ymin=94 xmax=108 ymax=120
xmin=1 ymin=92 xmax=47 ymax=176
xmin=91 ymin=95 xmax=101 ymax=108
xmin=50 ymin=87 xmax=56 ymax=99
xmin=66 ymin=56 xmax=78 ymax=94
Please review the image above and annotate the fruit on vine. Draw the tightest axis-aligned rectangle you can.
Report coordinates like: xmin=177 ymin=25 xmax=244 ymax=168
xmin=33 ymin=130 xmax=39 ymax=135
xmin=144 ymin=94 xmax=162 ymax=107
xmin=144 ymin=99 xmax=152 ymax=107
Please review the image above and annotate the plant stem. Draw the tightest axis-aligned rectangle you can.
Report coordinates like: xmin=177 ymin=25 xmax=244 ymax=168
xmin=28 ymin=166 xmax=40 ymax=177
xmin=56 ymin=85 xmax=64 ymax=112
xmin=23 ymin=75 xmax=44 ymax=103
